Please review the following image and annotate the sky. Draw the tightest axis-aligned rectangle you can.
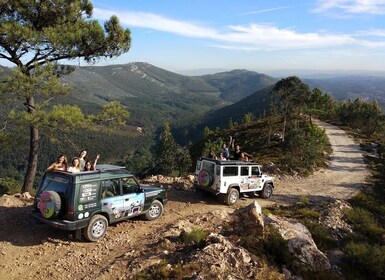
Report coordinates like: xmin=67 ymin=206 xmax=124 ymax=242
xmin=4 ymin=0 xmax=385 ymax=75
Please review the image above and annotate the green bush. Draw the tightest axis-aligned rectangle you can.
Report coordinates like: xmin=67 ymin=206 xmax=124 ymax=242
xmin=296 ymin=207 xmax=321 ymax=219
xmin=344 ymin=207 xmax=385 ymax=244
xmin=303 ymin=219 xmax=337 ymax=251
xmin=180 ymin=228 xmax=207 ymax=245
xmin=349 ymin=192 xmax=385 ymax=217
xmin=0 ymin=177 xmax=22 ymax=195
xmin=343 ymin=242 xmax=385 ymax=280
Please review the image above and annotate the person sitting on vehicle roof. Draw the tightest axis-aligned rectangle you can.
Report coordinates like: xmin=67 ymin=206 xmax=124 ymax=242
xmin=68 ymin=157 xmax=81 ymax=173
xmin=208 ymin=150 xmax=217 ymax=160
xmin=46 ymin=154 xmax=68 ymax=171
xmin=84 ymin=154 xmax=100 ymax=171
xmin=233 ymin=144 xmax=252 ymax=161
xmin=78 ymin=150 xmax=88 ymax=170
xmin=222 ymin=143 xmax=230 ymax=160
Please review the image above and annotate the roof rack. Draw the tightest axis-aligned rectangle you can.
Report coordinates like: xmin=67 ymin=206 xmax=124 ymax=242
xmin=95 ymin=164 xmax=127 ymax=171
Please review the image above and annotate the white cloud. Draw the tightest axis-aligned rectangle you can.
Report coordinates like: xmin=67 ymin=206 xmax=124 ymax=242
xmin=240 ymin=6 xmax=290 ymax=15
xmin=314 ymin=0 xmax=385 ymax=15
xmin=355 ymin=28 xmax=385 ymax=37
xmin=94 ymin=8 xmax=385 ymax=51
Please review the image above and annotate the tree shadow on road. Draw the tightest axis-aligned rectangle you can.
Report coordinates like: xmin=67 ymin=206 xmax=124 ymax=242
xmin=0 ymin=205 xmax=71 ymax=246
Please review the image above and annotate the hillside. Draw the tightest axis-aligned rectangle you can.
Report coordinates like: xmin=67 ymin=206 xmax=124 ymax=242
xmin=200 ymin=69 xmax=276 ymax=102
xmin=173 ymin=86 xmax=273 ymax=144
xmin=60 ymin=62 xmax=225 ymax=129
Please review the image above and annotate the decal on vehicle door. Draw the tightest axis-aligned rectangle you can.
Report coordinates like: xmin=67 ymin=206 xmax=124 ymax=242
xmin=240 ymin=177 xmax=261 ymax=190
xmin=102 ymin=193 xmax=145 ymax=219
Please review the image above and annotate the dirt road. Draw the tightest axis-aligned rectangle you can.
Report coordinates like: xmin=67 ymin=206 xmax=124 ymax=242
xmin=0 ymin=121 xmax=369 ymax=279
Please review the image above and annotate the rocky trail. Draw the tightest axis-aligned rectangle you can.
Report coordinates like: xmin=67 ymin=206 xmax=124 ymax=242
xmin=0 ymin=121 xmax=369 ymax=279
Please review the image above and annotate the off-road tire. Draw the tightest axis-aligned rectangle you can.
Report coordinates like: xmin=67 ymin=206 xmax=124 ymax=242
xmin=83 ymin=214 xmax=108 ymax=242
xmin=261 ymin=183 xmax=273 ymax=199
xmin=144 ymin=200 xmax=164 ymax=221
xmin=224 ymin=188 xmax=239 ymax=206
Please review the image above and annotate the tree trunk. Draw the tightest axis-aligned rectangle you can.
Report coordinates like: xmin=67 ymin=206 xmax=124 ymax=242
xmin=21 ymin=96 xmax=40 ymax=193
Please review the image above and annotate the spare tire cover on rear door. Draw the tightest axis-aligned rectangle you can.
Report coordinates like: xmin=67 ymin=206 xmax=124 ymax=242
xmin=38 ymin=191 xmax=62 ymax=219
xmin=198 ymin=169 xmax=213 ymax=187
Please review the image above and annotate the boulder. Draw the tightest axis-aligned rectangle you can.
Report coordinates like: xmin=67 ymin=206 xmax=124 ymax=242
xmin=232 ymin=202 xmax=264 ymax=238
xmin=265 ymin=214 xmax=331 ymax=272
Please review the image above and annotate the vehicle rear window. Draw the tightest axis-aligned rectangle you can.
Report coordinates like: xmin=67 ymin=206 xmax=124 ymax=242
xmin=40 ymin=174 xmax=71 ymax=195
xmin=202 ymin=161 xmax=215 ymax=176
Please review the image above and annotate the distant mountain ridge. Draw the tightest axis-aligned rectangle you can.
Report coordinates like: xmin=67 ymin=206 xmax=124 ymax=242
xmin=58 ymin=62 xmax=274 ymax=130
xmin=201 ymin=69 xmax=276 ymax=102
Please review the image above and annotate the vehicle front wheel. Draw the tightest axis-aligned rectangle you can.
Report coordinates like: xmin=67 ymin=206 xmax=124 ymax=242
xmin=144 ymin=200 xmax=164 ymax=221
xmin=83 ymin=214 xmax=108 ymax=242
xmin=261 ymin=183 xmax=273 ymax=199
xmin=224 ymin=188 xmax=239 ymax=206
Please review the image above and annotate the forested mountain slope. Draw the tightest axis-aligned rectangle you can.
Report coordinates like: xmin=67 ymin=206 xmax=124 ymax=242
xmin=201 ymin=69 xmax=276 ymax=102
xmin=60 ymin=62 xmax=225 ymax=129
xmin=173 ymin=86 xmax=273 ymax=144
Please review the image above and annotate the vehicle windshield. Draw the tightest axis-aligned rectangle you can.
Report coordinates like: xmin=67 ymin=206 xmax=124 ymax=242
xmin=40 ymin=173 xmax=71 ymax=195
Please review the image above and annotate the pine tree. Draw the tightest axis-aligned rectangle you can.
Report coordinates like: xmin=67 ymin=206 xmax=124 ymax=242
xmin=156 ymin=121 xmax=179 ymax=176
xmin=0 ymin=1 xmax=131 ymax=192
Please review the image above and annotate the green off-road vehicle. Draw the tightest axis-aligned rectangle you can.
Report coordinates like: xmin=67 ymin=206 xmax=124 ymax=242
xmin=31 ymin=165 xmax=168 ymax=241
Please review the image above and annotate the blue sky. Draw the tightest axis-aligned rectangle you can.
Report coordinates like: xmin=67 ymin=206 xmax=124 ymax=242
xmin=3 ymin=0 xmax=385 ymax=75
xmin=89 ymin=0 xmax=385 ymax=74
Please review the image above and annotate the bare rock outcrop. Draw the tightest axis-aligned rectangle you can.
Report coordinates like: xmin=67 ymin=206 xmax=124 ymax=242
xmin=319 ymin=199 xmax=353 ymax=238
xmin=232 ymin=201 xmax=264 ymax=238
xmin=265 ymin=213 xmax=331 ymax=272
xmin=188 ymin=233 xmax=283 ymax=279
xmin=142 ymin=175 xmax=194 ymax=190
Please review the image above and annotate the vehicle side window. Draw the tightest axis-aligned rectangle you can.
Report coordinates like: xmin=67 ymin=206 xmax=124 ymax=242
xmin=241 ymin=167 xmax=249 ymax=176
xmin=251 ymin=166 xmax=260 ymax=176
xmin=122 ymin=177 xmax=140 ymax=194
xmin=223 ymin=166 xmax=238 ymax=176
xmin=101 ymin=179 xmax=120 ymax=198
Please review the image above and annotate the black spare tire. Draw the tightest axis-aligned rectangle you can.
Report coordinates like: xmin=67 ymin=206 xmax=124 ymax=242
xmin=38 ymin=191 xmax=62 ymax=219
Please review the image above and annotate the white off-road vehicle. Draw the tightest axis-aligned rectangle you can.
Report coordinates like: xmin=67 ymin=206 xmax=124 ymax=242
xmin=194 ymin=157 xmax=274 ymax=206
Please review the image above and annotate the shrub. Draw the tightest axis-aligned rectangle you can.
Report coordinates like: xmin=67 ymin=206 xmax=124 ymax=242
xmin=342 ymin=242 xmax=385 ymax=280
xmin=180 ymin=228 xmax=207 ymax=245
xmin=0 ymin=177 xmax=22 ymax=195
xmin=296 ymin=207 xmax=321 ymax=219
xmin=132 ymin=261 xmax=201 ymax=280
xmin=344 ymin=207 xmax=385 ymax=244
xmin=303 ymin=219 xmax=337 ymax=251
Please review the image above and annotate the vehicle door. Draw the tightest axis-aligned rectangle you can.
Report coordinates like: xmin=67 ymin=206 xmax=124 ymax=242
xmin=100 ymin=178 xmax=125 ymax=222
xmin=249 ymin=166 xmax=263 ymax=190
xmin=239 ymin=166 xmax=250 ymax=191
xmin=121 ymin=177 xmax=145 ymax=217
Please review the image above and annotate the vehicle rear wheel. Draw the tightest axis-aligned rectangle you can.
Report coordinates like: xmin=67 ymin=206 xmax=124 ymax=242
xmin=224 ymin=188 xmax=239 ymax=206
xmin=144 ymin=200 xmax=164 ymax=221
xmin=261 ymin=183 xmax=273 ymax=199
xmin=38 ymin=191 xmax=62 ymax=219
xmin=83 ymin=214 xmax=108 ymax=242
